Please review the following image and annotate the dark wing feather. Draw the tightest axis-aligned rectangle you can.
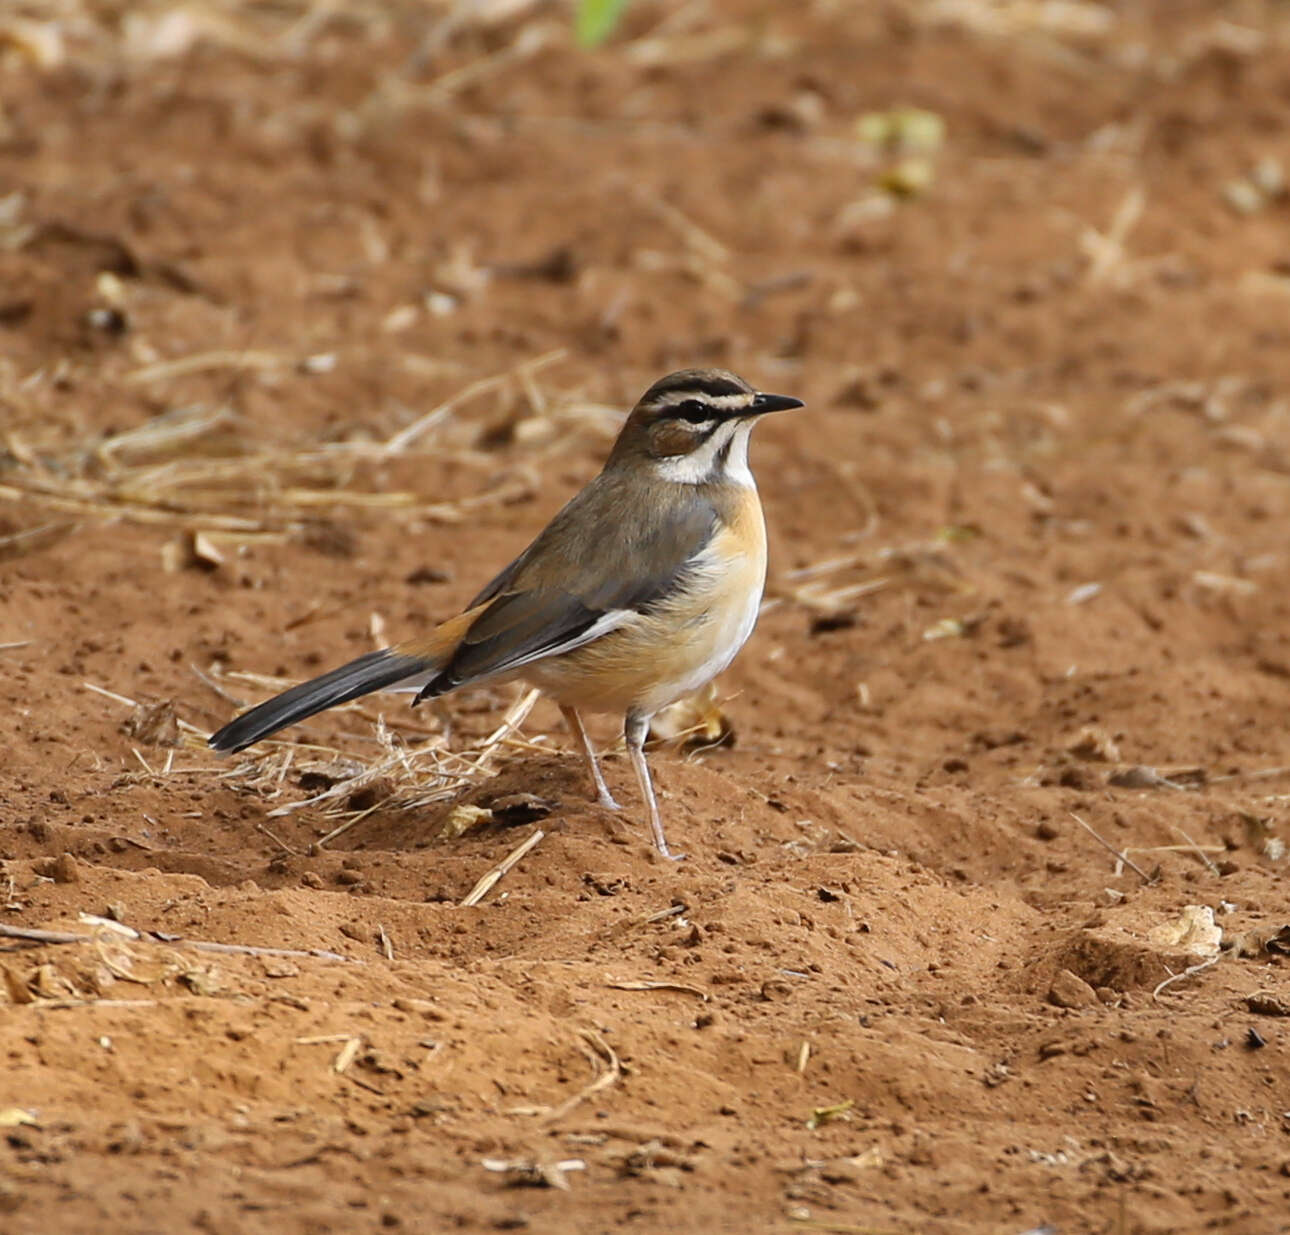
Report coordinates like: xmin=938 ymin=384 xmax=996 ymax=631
xmin=419 ymin=589 xmax=602 ymax=695
xmin=209 ymin=648 xmax=430 ymax=752
xmin=417 ymin=471 xmax=718 ymax=699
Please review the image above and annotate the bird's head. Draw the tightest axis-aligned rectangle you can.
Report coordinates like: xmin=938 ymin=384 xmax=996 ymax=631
xmin=608 ymin=368 xmax=804 ymax=485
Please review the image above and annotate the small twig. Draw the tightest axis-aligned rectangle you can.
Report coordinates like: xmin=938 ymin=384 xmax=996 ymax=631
xmin=376 ymin=923 xmax=394 ymax=962
xmin=460 ymin=829 xmax=544 ymax=907
xmin=1152 ymin=953 xmax=1223 ymax=1001
xmin=1069 ymin=813 xmax=1152 ymax=883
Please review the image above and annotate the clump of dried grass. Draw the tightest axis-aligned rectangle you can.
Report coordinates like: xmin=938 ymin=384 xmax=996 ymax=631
xmin=85 ymin=670 xmax=548 ymax=842
xmin=2 ymin=349 xmax=577 ymax=541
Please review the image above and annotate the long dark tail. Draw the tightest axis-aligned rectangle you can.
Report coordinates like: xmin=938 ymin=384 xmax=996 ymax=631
xmin=208 ymin=648 xmax=432 ymax=753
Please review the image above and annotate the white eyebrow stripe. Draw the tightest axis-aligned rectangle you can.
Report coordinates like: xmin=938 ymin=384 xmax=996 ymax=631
xmin=652 ymin=391 xmax=752 ymax=412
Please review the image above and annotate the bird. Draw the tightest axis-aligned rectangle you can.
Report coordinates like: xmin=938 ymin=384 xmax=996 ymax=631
xmin=208 ymin=367 xmax=804 ymax=859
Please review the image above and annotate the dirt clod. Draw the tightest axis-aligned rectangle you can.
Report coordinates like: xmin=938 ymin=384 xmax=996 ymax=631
xmin=1049 ymin=969 xmax=1098 ymax=1009
xmin=1246 ymin=992 xmax=1290 ymax=1018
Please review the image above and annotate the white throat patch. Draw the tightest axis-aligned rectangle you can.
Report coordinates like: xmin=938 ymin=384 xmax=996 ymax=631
xmin=653 ymin=420 xmax=756 ymax=488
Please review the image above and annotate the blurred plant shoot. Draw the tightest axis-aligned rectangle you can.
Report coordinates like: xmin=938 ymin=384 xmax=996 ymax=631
xmin=576 ymin=0 xmax=630 ymax=46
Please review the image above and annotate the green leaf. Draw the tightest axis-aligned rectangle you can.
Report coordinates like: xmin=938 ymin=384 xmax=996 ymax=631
xmin=576 ymin=0 xmax=630 ymax=47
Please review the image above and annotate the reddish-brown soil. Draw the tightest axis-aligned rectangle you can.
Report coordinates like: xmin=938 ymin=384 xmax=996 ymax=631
xmin=3 ymin=2 xmax=1290 ymax=1231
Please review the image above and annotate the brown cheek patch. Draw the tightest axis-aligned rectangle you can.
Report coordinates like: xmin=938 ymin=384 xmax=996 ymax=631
xmin=650 ymin=423 xmax=701 ymax=457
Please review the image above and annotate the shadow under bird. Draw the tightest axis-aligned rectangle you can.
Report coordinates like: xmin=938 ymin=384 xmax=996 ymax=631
xmin=208 ymin=368 xmax=804 ymax=859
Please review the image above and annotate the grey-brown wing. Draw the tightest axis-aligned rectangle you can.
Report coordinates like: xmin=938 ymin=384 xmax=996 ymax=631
xmin=418 ymin=474 xmax=717 ymax=697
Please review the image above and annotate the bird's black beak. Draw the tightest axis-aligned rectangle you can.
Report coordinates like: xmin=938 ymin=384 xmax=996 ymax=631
xmin=749 ymin=392 xmax=805 ymax=415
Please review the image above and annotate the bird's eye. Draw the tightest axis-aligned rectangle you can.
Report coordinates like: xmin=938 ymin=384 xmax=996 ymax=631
xmin=673 ymin=399 xmax=711 ymax=425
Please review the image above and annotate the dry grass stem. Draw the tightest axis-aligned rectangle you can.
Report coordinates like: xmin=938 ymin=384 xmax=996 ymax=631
xmin=1171 ymin=826 xmax=1221 ymax=875
xmin=374 ymin=20 xmax=554 ymax=113
xmin=255 ymin=822 xmax=299 ymax=855
xmin=605 ymin=979 xmax=709 ymax=1001
xmin=631 ymin=184 xmax=731 ymax=266
xmin=1210 ymin=765 xmax=1290 ymax=783
xmin=539 ymin=1030 xmax=622 ymax=1125
xmin=333 ymin=1035 xmax=363 ymax=1074
xmin=97 ymin=404 xmax=233 ymax=462
xmin=382 ymin=347 xmax=568 ymax=454
xmin=229 ymin=687 xmax=544 ymax=846
xmin=1069 ymin=813 xmax=1152 ymax=882
xmin=83 ymin=681 xmax=207 ymax=739
xmin=0 ymin=922 xmax=354 ymax=964
xmin=125 ymin=350 xmax=282 ymax=385
xmin=1152 ymin=953 xmax=1224 ymax=1001
xmin=1081 ymin=186 xmax=1145 ymax=286
xmin=0 ymin=519 xmax=79 ymax=558
xmin=460 ymin=828 xmax=545 ymax=907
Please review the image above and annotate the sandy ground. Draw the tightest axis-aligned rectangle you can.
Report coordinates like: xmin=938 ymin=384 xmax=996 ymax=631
xmin=2 ymin=2 xmax=1290 ymax=1231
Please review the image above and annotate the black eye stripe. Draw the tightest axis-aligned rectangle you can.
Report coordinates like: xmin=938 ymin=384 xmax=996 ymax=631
xmin=670 ymin=399 xmax=713 ymax=425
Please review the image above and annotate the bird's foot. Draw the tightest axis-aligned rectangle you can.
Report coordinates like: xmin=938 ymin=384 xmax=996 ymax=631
xmin=594 ymin=788 xmax=623 ymax=812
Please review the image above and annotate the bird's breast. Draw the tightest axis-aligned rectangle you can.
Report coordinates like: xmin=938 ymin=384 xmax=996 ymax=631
xmin=523 ymin=486 xmax=768 ymax=717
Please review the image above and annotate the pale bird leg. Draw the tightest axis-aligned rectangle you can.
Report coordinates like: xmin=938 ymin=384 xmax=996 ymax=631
xmin=625 ymin=711 xmax=684 ymax=861
xmin=560 ymin=705 xmax=621 ymax=811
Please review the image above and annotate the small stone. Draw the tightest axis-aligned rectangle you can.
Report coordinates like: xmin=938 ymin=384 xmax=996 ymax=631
xmin=1035 ymin=819 xmax=1061 ymax=841
xmin=1049 ymin=969 xmax=1097 ymax=1009
xmin=392 ymin=997 xmax=445 ymax=1021
xmin=1223 ymin=179 xmax=1264 ymax=215
xmin=301 ymin=871 xmax=324 ymax=889
xmin=52 ymin=853 xmax=79 ymax=884
xmin=405 ymin=565 xmax=451 ymax=585
xmin=336 ymin=869 xmax=364 ymax=886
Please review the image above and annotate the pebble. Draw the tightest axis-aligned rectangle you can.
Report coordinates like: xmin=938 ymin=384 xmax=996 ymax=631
xmin=1049 ymin=969 xmax=1097 ymax=1009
